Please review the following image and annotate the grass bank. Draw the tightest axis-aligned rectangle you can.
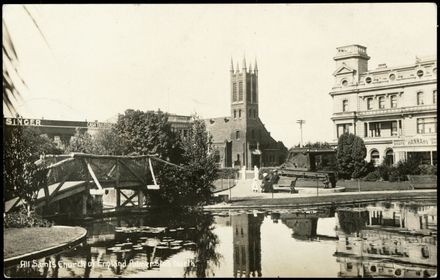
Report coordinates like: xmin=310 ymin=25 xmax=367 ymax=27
xmin=337 ymin=179 xmax=413 ymax=192
xmin=4 ymin=226 xmax=87 ymax=261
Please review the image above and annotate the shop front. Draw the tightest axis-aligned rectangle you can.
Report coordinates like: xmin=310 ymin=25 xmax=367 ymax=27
xmin=393 ymin=135 xmax=437 ymax=165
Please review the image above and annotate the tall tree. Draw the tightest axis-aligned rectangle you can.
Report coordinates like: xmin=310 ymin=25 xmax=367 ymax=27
xmin=152 ymin=116 xmax=218 ymax=208
xmin=336 ymin=133 xmax=368 ymax=179
xmin=65 ymin=128 xmax=103 ymax=154
xmin=113 ymin=109 xmax=182 ymax=162
xmin=3 ymin=126 xmax=51 ymax=210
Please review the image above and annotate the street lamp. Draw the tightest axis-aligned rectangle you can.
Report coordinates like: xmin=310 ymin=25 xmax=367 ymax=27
xmin=296 ymin=119 xmax=305 ymax=147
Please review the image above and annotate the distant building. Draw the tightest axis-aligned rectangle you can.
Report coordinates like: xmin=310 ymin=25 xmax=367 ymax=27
xmin=3 ymin=117 xmax=112 ymax=150
xmin=3 ymin=113 xmax=193 ymax=151
xmin=204 ymin=58 xmax=287 ymax=169
xmin=329 ymin=45 xmax=437 ymax=165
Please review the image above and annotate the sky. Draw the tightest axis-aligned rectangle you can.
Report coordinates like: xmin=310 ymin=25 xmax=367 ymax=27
xmin=2 ymin=4 xmax=437 ymax=148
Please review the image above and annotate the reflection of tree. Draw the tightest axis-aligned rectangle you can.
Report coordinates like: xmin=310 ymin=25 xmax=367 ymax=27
xmin=183 ymin=210 xmax=222 ymax=278
xmin=337 ymin=209 xmax=369 ymax=235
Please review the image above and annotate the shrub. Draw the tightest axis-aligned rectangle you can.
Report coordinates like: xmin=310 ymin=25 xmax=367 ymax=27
xmin=4 ymin=207 xmax=52 ymax=228
xmin=336 ymin=133 xmax=368 ymax=179
xmin=419 ymin=164 xmax=437 ymax=175
xmin=363 ymin=170 xmax=381 ymax=182
xmin=388 ymin=167 xmax=400 ymax=182
xmin=396 ymin=158 xmax=421 ymax=180
xmin=217 ymin=168 xmax=240 ymax=179
xmin=376 ymin=164 xmax=391 ymax=181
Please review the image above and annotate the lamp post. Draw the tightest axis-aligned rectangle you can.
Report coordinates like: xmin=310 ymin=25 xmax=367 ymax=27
xmin=296 ymin=120 xmax=305 ymax=147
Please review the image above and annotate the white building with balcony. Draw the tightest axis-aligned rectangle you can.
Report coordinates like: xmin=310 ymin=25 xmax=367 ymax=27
xmin=329 ymin=45 xmax=437 ymax=165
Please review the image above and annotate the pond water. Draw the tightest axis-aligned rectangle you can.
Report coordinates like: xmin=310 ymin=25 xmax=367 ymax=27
xmin=5 ymin=199 xmax=437 ymax=278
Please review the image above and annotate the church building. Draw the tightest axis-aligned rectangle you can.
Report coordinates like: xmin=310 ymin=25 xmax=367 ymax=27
xmin=204 ymin=58 xmax=287 ymax=169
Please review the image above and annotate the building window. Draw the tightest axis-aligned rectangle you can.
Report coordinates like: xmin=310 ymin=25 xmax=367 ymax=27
xmin=365 ymin=77 xmax=372 ymax=84
xmin=341 ymin=79 xmax=348 ymax=87
xmin=378 ymin=96 xmax=385 ymax=109
xmin=391 ymin=121 xmax=398 ymax=136
xmin=252 ymin=80 xmax=257 ymax=103
xmin=233 ymin=110 xmax=237 ymax=119
xmin=389 ymin=73 xmax=396 ymax=81
xmin=337 ymin=123 xmax=351 ymax=138
xmin=236 ymin=130 xmax=240 ymax=140
xmin=371 ymin=150 xmax=380 ymax=164
xmin=342 ymin=100 xmax=348 ymax=112
xmin=246 ymin=80 xmax=251 ymax=102
xmin=233 ymin=82 xmax=237 ymax=102
xmin=417 ymin=92 xmax=424 ymax=105
xmin=417 ymin=69 xmax=424 ymax=78
xmin=433 ymin=90 xmax=437 ymax=104
xmin=367 ymin=98 xmax=373 ymax=110
xmin=370 ymin=122 xmax=381 ymax=137
xmin=390 ymin=95 xmax=397 ymax=108
xmin=238 ymin=109 xmax=242 ymax=118
xmin=251 ymin=129 xmax=255 ymax=138
xmin=238 ymin=82 xmax=243 ymax=101
xmin=253 ymin=110 xmax=257 ymax=118
xmin=417 ymin=118 xmax=437 ymax=134
xmin=249 ymin=109 xmax=252 ymax=118
xmin=385 ymin=149 xmax=394 ymax=166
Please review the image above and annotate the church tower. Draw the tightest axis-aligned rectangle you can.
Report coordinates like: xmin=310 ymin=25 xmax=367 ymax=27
xmin=230 ymin=57 xmax=259 ymax=121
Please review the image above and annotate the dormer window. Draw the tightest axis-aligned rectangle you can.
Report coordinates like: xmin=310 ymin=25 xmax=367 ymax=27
xmin=341 ymin=79 xmax=348 ymax=87
xmin=417 ymin=69 xmax=424 ymax=78
xmin=342 ymin=100 xmax=348 ymax=112
xmin=365 ymin=77 xmax=372 ymax=84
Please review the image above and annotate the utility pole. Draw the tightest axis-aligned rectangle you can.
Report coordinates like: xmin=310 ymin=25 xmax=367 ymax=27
xmin=296 ymin=120 xmax=305 ymax=147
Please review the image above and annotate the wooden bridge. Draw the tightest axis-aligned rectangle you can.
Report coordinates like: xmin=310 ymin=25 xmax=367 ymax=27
xmin=5 ymin=153 xmax=182 ymax=216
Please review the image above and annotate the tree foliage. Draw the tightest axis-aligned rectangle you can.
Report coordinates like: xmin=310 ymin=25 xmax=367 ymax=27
xmin=65 ymin=128 xmax=103 ymax=154
xmin=3 ymin=126 xmax=56 ymax=205
xmin=150 ymin=116 xmax=218 ymax=208
xmin=113 ymin=109 xmax=182 ymax=162
xmin=336 ymin=133 xmax=369 ymax=179
xmin=295 ymin=141 xmax=333 ymax=149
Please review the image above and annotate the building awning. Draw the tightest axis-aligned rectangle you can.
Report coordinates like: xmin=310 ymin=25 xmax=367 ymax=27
xmin=252 ymin=149 xmax=262 ymax=155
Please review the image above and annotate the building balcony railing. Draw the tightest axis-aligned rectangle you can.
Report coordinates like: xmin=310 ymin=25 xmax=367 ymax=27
xmin=332 ymin=104 xmax=437 ymax=119
xmin=358 ymin=104 xmax=437 ymax=117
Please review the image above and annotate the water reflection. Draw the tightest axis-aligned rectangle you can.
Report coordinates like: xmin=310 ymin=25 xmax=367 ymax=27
xmin=4 ymin=200 xmax=437 ymax=278
xmin=232 ymin=213 xmax=264 ymax=277
xmin=335 ymin=201 xmax=437 ymax=278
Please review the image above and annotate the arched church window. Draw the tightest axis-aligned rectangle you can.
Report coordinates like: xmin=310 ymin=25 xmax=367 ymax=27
xmin=233 ymin=82 xmax=237 ymax=102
